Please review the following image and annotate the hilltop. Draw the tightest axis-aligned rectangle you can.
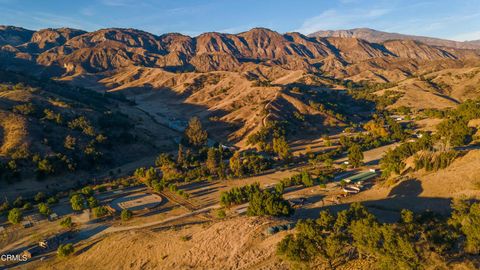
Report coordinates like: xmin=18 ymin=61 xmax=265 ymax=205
xmin=309 ymin=27 xmax=480 ymax=49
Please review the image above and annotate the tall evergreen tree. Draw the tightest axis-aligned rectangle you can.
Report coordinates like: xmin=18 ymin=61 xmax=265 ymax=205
xmin=348 ymin=143 xmax=364 ymax=168
xmin=206 ymin=148 xmax=219 ymax=175
xmin=177 ymin=144 xmax=185 ymax=167
xmin=184 ymin=117 xmax=208 ymax=147
xmin=229 ymin=151 xmax=243 ymax=177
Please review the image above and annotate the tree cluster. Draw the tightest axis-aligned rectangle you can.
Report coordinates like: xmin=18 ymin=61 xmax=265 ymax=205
xmin=278 ymin=201 xmax=480 ymax=269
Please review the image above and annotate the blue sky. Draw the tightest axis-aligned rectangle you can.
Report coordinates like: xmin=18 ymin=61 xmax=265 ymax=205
xmin=0 ymin=0 xmax=479 ymax=41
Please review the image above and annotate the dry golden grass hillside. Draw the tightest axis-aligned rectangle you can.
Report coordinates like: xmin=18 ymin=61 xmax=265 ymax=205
xmin=38 ymin=217 xmax=289 ymax=270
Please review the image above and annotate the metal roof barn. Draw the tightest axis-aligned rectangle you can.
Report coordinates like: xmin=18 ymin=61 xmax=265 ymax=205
xmin=344 ymin=171 xmax=378 ymax=183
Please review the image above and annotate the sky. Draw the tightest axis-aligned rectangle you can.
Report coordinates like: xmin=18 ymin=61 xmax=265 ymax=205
xmin=1 ymin=0 xmax=480 ymax=41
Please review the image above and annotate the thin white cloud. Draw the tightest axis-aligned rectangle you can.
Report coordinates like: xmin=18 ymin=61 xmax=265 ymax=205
xmin=383 ymin=11 xmax=480 ymax=39
xmin=215 ymin=24 xmax=257 ymax=34
xmin=31 ymin=12 xmax=101 ymax=30
xmin=101 ymin=0 xmax=135 ymax=7
xmin=80 ymin=7 xmax=95 ymax=17
xmin=295 ymin=8 xmax=391 ymax=34
xmin=450 ymin=31 xmax=480 ymax=42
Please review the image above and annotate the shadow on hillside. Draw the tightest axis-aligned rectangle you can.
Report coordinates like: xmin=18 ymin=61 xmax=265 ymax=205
xmin=149 ymin=220 xmax=210 ymax=232
xmin=119 ymin=84 xmax=242 ymax=144
xmin=75 ymin=225 xmax=109 ymax=242
xmin=388 ymin=178 xmax=423 ymax=197
xmin=0 ymin=55 xmax=66 ymax=78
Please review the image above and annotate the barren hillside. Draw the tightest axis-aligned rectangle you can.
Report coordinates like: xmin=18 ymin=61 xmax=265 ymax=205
xmin=36 ymin=217 xmax=290 ymax=270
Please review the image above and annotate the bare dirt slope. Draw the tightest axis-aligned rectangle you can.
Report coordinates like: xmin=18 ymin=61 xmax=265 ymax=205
xmin=39 ymin=217 xmax=289 ymax=270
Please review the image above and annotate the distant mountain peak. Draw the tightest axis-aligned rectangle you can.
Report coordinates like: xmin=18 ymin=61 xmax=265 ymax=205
xmin=309 ymin=28 xmax=480 ymax=49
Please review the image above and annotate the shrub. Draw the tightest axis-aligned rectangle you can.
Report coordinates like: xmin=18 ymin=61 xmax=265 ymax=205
xmin=87 ymin=196 xmax=98 ymax=208
xmin=216 ymin=209 xmax=226 ymax=219
xmin=12 ymin=103 xmax=36 ymax=115
xmin=121 ymin=209 xmax=132 ymax=221
xmin=60 ymin=217 xmax=73 ymax=228
xmin=57 ymin=243 xmax=74 ymax=258
xmin=93 ymin=206 xmax=108 ymax=218
xmin=220 ymin=183 xmax=261 ymax=207
xmin=22 ymin=202 xmax=32 ymax=210
xmin=47 ymin=196 xmax=59 ymax=205
xmin=34 ymin=192 xmax=46 ymax=202
xmin=81 ymin=186 xmax=94 ymax=196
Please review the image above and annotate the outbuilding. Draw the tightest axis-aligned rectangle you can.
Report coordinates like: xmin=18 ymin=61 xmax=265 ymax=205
xmin=344 ymin=171 xmax=378 ymax=184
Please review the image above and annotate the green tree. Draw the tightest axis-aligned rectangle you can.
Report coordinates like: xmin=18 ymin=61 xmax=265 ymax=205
xmin=301 ymin=171 xmax=314 ymax=187
xmin=22 ymin=202 xmax=32 ymax=210
xmin=273 ymin=136 xmax=291 ymax=160
xmin=184 ymin=116 xmax=208 ymax=147
xmin=229 ymin=151 xmax=243 ymax=177
xmin=57 ymin=243 xmax=74 ymax=257
xmin=64 ymin=135 xmax=76 ymax=150
xmin=34 ymin=191 xmax=46 ymax=202
xmin=8 ymin=208 xmax=22 ymax=224
xmin=60 ymin=217 xmax=73 ymax=228
xmin=87 ymin=196 xmax=98 ymax=208
xmin=93 ymin=206 xmax=108 ymax=218
xmin=47 ymin=196 xmax=59 ymax=205
xmin=70 ymin=194 xmax=85 ymax=211
xmin=348 ymin=144 xmax=364 ymax=168
xmin=36 ymin=158 xmax=54 ymax=177
xmin=247 ymin=191 xmax=292 ymax=217
xmin=13 ymin=196 xmax=23 ymax=208
xmin=155 ymin=153 xmax=175 ymax=167
xmin=38 ymin=203 xmax=52 ymax=216
xmin=206 ymin=148 xmax=219 ymax=175
xmin=437 ymin=118 xmax=473 ymax=147
xmin=81 ymin=186 xmax=94 ymax=196
xmin=121 ymin=209 xmax=133 ymax=221
xmin=177 ymin=144 xmax=185 ymax=166
xmin=449 ymin=199 xmax=480 ymax=253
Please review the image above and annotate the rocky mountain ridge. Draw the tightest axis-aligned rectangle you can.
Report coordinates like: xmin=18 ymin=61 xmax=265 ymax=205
xmin=309 ymin=27 xmax=480 ymax=50
xmin=1 ymin=26 xmax=479 ymax=80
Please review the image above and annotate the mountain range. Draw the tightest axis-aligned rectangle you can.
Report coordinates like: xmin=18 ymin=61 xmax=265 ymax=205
xmin=309 ymin=27 xmax=480 ymax=49
xmin=1 ymin=25 xmax=479 ymax=80
xmin=1 ymin=25 xmax=480 ymax=146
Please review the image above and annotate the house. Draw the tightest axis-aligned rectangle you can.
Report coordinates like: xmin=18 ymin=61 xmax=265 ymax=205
xmin=48 ymin=213 xmax=59 ymax=221
xmin=220 ymin=144 xmax=237 ymax=152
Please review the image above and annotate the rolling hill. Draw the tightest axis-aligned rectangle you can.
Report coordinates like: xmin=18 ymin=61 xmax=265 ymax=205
xmin=1 ymin=25 xmax=480 ymax=160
